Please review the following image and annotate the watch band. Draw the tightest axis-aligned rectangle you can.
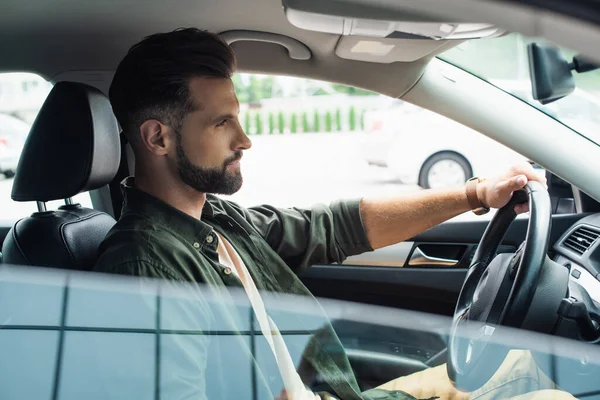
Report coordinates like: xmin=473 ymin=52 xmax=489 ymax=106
xmin=465 ymin=177 xmax=490 ymax=215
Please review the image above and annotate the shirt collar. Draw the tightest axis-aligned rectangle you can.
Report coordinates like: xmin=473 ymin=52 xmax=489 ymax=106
xmin=120 ymin=177 xmax=219 ymax=247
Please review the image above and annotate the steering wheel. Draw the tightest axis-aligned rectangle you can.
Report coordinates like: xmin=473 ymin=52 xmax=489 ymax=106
xmin=447 ymin=181 xmax=567 ymax=391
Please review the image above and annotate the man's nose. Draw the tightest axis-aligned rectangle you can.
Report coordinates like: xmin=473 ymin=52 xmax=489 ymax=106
xmin=235 ymin=125 xmax=252 ymax=150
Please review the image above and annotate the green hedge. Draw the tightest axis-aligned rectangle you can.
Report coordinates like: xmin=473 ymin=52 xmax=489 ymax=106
xmin=268 ymin=112 xmax=275 ymax=134
xmin=244 ymin=107 xmax=366 ymax=134
xmin=349 ymin=106 xmax=356 ymax=131
xmin=302 ymin=112 xmax=310 ymax=133
xmin=325 ymin=111 xmax=333 ymax=133
xmin=290 ymin=113 xmax=298 ymax=133
xmin=244 ymin=112 xmax=251 ymax=134
xmin=255 ymin=113 xmax=263 ymax=135
xmin=278 ymin=111 xmax=285 ymax=134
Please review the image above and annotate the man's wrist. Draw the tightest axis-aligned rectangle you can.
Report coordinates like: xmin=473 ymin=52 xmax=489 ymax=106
xmin=476 ymin=179 xmax=489 ymax=209
xmin=465 ymin=177 xmax=490 ymax=215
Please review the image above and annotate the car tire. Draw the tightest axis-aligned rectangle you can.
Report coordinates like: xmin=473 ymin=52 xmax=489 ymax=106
xmin=3 ymin=170 xmax=15 ymax=179
xmin=418 ymin=152 xmax=472 ymax=189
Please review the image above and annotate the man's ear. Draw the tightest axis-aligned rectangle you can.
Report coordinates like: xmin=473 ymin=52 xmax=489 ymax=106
xmin=139 ymin=120 xmax=175 ymax=156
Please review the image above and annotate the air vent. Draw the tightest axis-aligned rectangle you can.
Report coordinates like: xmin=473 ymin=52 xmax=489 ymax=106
xmin=563 ymin=226 xmax=600 ymax=255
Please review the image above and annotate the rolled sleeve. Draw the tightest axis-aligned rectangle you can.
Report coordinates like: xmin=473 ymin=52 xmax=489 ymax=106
xmin=329 ymin=199 xmax=373 ymax=257
xmin=244 ymin=199 xmax=372 ymax=272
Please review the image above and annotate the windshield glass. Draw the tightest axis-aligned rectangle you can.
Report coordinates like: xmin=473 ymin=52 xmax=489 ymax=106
xmin=440 ymin=33 xmax=600 ymax=145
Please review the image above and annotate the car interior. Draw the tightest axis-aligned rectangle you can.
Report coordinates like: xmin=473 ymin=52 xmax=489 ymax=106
xmin=1 ymin=0 xmax=600 ymax=397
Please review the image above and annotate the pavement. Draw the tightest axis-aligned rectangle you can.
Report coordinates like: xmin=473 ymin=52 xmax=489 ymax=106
xmin=224 ymin=132 xmax=420 ymax=208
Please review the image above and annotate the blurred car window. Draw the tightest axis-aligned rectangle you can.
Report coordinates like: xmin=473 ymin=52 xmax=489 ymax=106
xmin=0 ymin=73 xmax=91 ymax=224
xmin=225 ymin=74 xmax=532 ymax=221
xmin=0 ymin=267 xmax=599 ymax=399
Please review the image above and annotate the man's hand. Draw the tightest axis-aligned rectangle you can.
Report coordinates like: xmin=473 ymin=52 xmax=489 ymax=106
xmin=361 ymin=162 xmax=549 ymax=249
xmin=477 ymin=162 xmax=547 ymax=214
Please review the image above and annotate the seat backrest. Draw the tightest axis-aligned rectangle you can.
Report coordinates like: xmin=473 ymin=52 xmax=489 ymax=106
xmin=3 ymin=205 xmax=117 ymax=271
xmin=2 ymin=81 xmax=121 ymax=271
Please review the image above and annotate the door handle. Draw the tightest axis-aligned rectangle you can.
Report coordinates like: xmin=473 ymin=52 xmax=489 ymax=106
xmin=409 ymin=247 xmax=458 ymax=267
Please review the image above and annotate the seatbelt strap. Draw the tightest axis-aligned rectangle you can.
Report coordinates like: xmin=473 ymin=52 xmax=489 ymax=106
xmin=108 ymin=132 xmax=134 ymax=220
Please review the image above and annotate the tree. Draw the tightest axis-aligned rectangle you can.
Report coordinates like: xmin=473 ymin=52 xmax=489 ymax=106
xmin=244 ymin=112 xmax=251 ymax=135
xmin=313 ymin=109 xmax=320 ymax=132
xmin=348 ymin=106 xmax=356 ymax=131
xmin=268 ymin=112 xmax=275 ymax=134
xmin=325 ymin=111 xmax=333 ymax=133
xmin=278 ymin=111 xmax=285 ymax=134
xmin=302 ymin=112 xmax=310 ymax=133
xmin=247 ymin=76 xmax=261 ymax=103
xmin=236 ymin=75 xmax=277 ymax=103
xmin=312 ymin=88 xmax=329 ymax=96
xmin=232 ymin=75 xmax=249 ymax=103
xmin=360 ymin=109 xmax=366 ymax=131
xmin=255 ymin=112 xmax=263 ymax=135
xmin=290 ymin=113 xmax=298 ymax=133
xmin=331 ymin=83 xmax=377 ymax=96
xmin=335 ymin=108 xmax=342 ymax=131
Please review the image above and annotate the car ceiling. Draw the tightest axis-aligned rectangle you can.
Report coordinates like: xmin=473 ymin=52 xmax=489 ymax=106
xmin=0 ymin=0 xmax=461 ymax=97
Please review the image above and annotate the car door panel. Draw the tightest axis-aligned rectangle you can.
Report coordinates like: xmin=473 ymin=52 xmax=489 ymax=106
xmin=300 ymin=213 xmax=587 ymax=314
xmin=299 ymin=213 xmax=587 ymax=388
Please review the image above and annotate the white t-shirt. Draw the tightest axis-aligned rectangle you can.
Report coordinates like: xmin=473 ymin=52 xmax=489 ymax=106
xmin=215 ymin=232 xmax=320 ymax=400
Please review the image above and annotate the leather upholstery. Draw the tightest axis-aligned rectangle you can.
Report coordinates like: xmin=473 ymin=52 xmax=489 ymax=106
xmin=3 ymin=205 xmax=116 ymax=271
xmin=3 ymin=81 xmax=119 ymax=270
xmin=11 ymin=81 xmax=120 ymax=202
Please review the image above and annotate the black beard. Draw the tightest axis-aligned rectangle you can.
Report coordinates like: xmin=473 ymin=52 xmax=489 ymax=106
xmin=175 ymin=133 xmax=243 ymax=195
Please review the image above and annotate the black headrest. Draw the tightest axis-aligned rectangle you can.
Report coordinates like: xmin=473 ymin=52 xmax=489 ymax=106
xmin=12 ymin=81 xmax=121 ymax=202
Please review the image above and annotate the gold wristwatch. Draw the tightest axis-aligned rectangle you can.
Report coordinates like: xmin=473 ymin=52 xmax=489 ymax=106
xmin=465 ymin=177 xmax=490 ymax=215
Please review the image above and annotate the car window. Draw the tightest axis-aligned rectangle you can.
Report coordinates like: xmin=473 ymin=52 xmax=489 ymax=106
xmin=224 ymin=74 xmax=536 ymax=221
xmin=0 ymin=73 xmax=91 ymax=224
xmin=1 ymin=267 xmax=599 ymax=400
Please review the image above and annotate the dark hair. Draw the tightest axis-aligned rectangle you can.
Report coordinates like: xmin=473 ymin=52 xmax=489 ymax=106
xmin=109 ymin=28 xmax=236 ymax=144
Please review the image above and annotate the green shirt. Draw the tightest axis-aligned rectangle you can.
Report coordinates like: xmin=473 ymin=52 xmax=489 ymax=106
xmin=93 ymin=178 xmax=417 ymax=400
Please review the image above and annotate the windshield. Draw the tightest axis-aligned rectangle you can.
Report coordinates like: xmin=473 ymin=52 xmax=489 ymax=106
xmin=439 ymin=33 xmax=600 ymax=145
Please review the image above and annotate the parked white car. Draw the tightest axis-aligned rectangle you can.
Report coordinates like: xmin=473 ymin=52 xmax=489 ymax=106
xmin=362 ymin=82 xmax=599 ymax=189
xmin=0 ymin=113 xmax=29 ymax=178
xmin=361 ymin=102 xmax=526 ymax=189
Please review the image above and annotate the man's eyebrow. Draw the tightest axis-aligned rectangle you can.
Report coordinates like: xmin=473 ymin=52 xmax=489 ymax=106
xmin=211 ymin=113 xmax=236 ymax=123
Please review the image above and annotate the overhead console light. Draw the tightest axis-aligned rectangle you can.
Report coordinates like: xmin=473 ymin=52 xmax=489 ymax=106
xmin=350 ymin=40 xmax=395 ymax=56
xmin=284 ymin=2 xmax=505 ymax=40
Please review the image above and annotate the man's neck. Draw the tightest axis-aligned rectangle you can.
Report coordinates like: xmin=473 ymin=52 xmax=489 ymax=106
xmin=135 ymin=171 xmax=207 ymax=220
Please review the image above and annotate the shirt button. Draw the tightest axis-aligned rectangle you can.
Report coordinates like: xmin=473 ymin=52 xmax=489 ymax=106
xmin=193 ymin=242 xmax=200 ymax=249
xmin=223 ymin=267 xmax=232 ymax=275
xmin=206 ymin=234 xmax=214 ymax=244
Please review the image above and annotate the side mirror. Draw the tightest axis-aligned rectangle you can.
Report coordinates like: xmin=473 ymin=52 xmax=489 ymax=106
xmin=528 ymin=43 xmax=599 ymax=105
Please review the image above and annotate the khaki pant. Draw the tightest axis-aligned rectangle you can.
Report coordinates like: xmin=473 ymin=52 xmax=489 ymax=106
xmin=378 ymin=350 xmax=576 ymax=400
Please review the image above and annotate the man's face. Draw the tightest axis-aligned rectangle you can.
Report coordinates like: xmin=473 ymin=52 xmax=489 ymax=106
xmin=175 ymin=77 xmax=251 ymax=195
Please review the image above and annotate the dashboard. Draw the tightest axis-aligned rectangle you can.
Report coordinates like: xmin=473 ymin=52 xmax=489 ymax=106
xmin=553 ymin=213 xmax=600 ymax=308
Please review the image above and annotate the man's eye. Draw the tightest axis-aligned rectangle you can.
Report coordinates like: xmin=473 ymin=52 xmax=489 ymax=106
xmin=216 ymin=119 xmax=228 ymax=127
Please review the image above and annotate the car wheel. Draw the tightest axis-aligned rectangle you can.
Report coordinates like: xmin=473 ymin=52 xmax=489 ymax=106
xmin=419 ymin=152 xmax=472 ymax=189
xmin=3 ymin=170 xmax=15 ymax=179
